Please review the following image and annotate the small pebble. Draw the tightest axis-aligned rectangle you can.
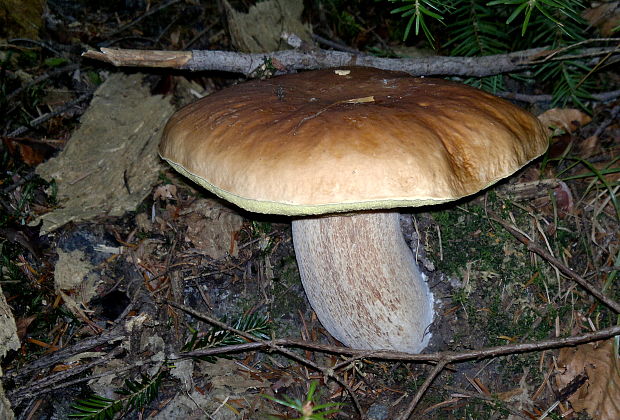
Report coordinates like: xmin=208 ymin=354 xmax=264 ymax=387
xmin=366 ymin=403 xmax=389 ymax=420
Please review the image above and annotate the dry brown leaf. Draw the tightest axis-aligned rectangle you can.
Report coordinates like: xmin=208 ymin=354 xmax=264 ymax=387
xmin=579 ymin=134 xmax=600 ymax=158
xmin=537 ymin=108 xmax=592 ymax=135
xmin=15 ymin=315 xmax=37 ymax=341
xmin=153 ymin=184 xmax=177 ymax=201
xmin=2 ymin=137 xmax=49 ymax=166
xmin=556 ymin=339 xmax=620 ymax=420
xmin=582 ymin=2 xmax=620 ymax=37
xmin=182 ymin=198 xmax=244 ymax=259
xmin=553 ymin=180 xmax=574 ymax=215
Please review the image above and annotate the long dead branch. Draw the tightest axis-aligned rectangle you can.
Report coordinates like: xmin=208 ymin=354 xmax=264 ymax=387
xmin=82 ymin=46 xmax=551 ymax=77
xmin=4 ymin=326 xmax=125 ymax=384
xmin=169 ymin=299 xmax=620 ymax=418
xmin=176 ymin=323 xmax=620 ymax=363
xmin=82 ymin=42 xmax=619 ymax=78
xmin=8 ymin=347 xmax=125 ymax=406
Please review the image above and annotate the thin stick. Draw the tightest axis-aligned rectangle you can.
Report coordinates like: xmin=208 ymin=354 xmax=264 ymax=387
xmin=488 ymin=212 xmax=620 ymax=313
xmin=8 ymin=92 xmax=93 ymax=137
xmin=169 ymin=303 xmax=619 ymax=419
xmin=497 ymin=89 xmax=620 ymax=103
xmin=5 ymin=326 xmax=125 ymax=383
xmin=82 ymin=46 xmax=547 ymax=77
xmin=104 ymin=0 xmax=182 ymax=38
xmin=398 ymin=359 xmax=448 ymax=420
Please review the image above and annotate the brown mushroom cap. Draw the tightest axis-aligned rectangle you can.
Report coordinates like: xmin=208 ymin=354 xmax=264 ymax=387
xmin=159 ymin=67 xmax=548 ymax=215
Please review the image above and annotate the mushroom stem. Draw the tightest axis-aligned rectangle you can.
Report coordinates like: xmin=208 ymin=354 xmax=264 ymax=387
xmin=291 ymin=211 xmax=434 ymax=353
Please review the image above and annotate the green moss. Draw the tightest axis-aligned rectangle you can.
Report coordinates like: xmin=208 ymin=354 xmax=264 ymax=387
xmin=250 ymin=221 xmax=273 ymax=237
xmin=429 ymin=196 xmax=583 ymax=357
xmin=269 ymin=256 xmax=306 ymax=334
xmin=157 ymin=171 xmax=174 ymax=184
xmin=431 ymin=204 xmax=498 ymax=275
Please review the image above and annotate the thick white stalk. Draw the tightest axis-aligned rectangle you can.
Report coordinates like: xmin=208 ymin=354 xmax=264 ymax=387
xmin=291 ymin=211 xmax=434 ymax=353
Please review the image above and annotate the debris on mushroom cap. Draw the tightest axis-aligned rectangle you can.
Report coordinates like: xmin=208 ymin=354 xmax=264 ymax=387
xmin=159 ymin=67 xmax=548 ymax=216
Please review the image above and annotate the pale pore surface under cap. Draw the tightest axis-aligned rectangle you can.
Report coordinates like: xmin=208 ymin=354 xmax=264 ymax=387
xmin=160 ymin=67 xmax=548 ymax=216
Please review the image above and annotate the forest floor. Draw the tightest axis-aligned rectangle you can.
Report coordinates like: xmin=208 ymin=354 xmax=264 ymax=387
xmin=1 ymin=1 xmax=618 ymax=419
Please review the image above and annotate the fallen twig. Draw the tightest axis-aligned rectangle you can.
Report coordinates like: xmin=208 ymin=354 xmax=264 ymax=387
xmin=8 ymin=347 xmax=125 ymax=407
xmin=170 ymin=300 xmax=620 ymax=418
xmin=82 ymin=46 xmax=547 ymax=77
xmin=165 ymin=300 xmax=364 ymax=417
xmin=175 ymin=324 xmax=620 ymax=363
xmin=398 ymin=359 xmax=448 ymax=420
xmin=82 ymin=42 xmax=620 ymax=78
xmin=4 ymin=326 xmax=125 ymax=384
xmin=497 ymin=89 xmax=620 ymax=103
xmin=7 ymin=92 xmax=93 ymax=137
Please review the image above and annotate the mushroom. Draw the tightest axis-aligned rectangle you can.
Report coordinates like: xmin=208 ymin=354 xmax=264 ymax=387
xmin=159 ymin=67 xmax=548 ymax=353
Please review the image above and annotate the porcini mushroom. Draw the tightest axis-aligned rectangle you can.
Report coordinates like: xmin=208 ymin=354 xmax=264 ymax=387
xmin=159 ymin=67 xmax=548 ymax=353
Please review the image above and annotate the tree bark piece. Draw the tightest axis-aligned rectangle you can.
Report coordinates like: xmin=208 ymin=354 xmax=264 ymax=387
xmin=0 ymin=283 xmax=18 ymax=420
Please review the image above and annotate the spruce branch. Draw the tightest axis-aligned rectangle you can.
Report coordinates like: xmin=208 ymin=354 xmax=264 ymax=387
xmin=446 ymin=0 xmax=510 ymax=56
xmin=68 ymin=367 xmax=167 ymax=420
xmin=443 ymin=0 xmax=512 ymax=92
xmin=68 ymin=395 xmax=122 ymax=420
xmin=182 ymin=313 xmax=270 ymax=363
xmin=387 ymin=0 xmax=449 ymax=43
xmin=488 ymin=0 xmax=585 ymax=37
